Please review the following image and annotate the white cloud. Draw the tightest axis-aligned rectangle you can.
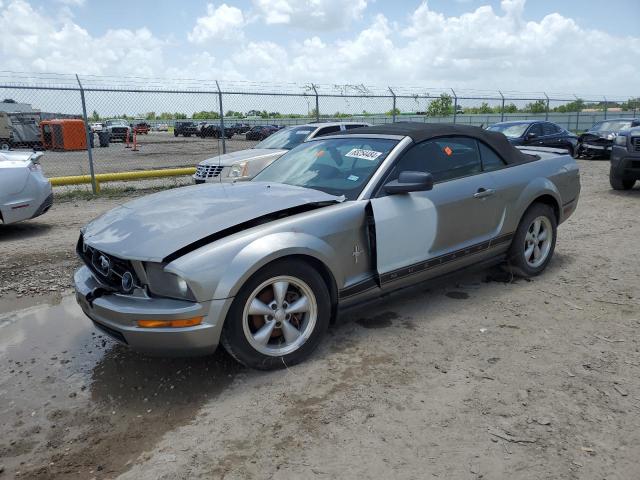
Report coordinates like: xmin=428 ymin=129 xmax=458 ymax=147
xmin=1 ymin=0 xmax=639 ymax=99
xmin=188 ymin=3 xmax=245 ymax=43
xmin=55 ymin=0 xmax=85 ymax=5
xmin=253 ymin=0 xmax=368 ymax=30
xmin=0 ymin=0 xmax=165 ymax=76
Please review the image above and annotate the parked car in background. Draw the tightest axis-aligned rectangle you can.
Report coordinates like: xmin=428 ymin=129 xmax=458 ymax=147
xmin=609 ymin=125 xmax=640 ymax=190
xmin=0 ymin=151 xmax=52 ymax=225
xmin=131 ymin=121 xmax=150 ymax=135
xmin=230 ymin=123 xmax=251 ymax=134
xmin=576 ymin=119 xmax=640 ymax=159
xmin=156 ymin=123 xmax=169 ymax=132
xmin=104 ymin=119 xmax=133 ymax=142
xmin=75 ymin=123 xmax=580 ymax=369
xmin=487 ymin=120 xmax=578 ymax=156
xmin=245 ymin=125 xmax=280 ymax=141
xmin=194 ymin=122 xmax=370 ymax=183
xmin=174 ymin=121 xmax=198 ymax=137
xmin=199 ymin=123 xmax=234 ymax=139
xmin=90 ymin=122 xmax=104 ymax=133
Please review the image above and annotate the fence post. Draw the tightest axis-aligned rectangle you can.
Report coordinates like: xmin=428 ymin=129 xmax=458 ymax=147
xmin=388 ymin=87 xmax=396 ymax=123
xmin=544 ymin=93 xmax=550 ymax=121
xmin=311 ymin=84 xmax=320 ymax=122
xmin=75 ymin=74 xmax=97 ymax=194
xmin=603 ymin=96 xmax=608 ymax=119
xmin=451 ymin=89 xmax=458 ymax=124
xmin=499 ymin=90 xmax=505 ymax=122
xmin=215 ymin=80 xmax=226 ymax=154
xmin=573 ymin=95 xmax=580 ymax=131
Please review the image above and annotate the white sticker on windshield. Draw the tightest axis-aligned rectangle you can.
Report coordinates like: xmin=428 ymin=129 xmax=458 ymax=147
xmin=347 ymin=175 xmax=359 ymax=181
xmin=345 ymin=148 xmax=383 ymax=161
xmin=295 ymin=130 xmax=312 ymax=135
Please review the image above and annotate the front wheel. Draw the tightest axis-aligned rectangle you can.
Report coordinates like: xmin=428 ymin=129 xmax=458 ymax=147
xmin=610 ymin=169 xmax=635 ymax=190
xmin=221 ymin=259 xmax=331 ymax=370
xmin=507 ymin=203 xmax=557 ymax=277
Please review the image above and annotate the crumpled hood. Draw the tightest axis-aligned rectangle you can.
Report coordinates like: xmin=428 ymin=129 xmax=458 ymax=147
xmin=199 ymin=148 xmax=286 ymax=167
xmin=82 ymin=182 xmax=341 ymax=262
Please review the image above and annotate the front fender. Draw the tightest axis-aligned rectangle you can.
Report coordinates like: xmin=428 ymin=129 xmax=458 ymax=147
xmin=211 ymin=232 xmax=342 ymax=300
xmin=166 ymin=231 xmax=344 ymax=302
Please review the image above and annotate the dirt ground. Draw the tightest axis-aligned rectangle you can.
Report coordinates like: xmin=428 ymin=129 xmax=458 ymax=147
xmin=34 ymin=133 xmax=260 ymax=178
xmin=0 ymin=159 xmax=639 ymax=479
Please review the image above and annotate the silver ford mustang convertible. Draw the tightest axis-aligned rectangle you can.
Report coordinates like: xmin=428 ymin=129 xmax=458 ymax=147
xmin=74 ymin=123 xmax=581 ymax=369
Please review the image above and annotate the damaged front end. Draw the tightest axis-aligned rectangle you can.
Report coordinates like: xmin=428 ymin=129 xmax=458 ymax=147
xmin=577 ymin=132 xmax=614 ymax=159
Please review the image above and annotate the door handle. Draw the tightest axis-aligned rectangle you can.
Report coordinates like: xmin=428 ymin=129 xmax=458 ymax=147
xmin=473 ymin=188 xmax=496 ymax=199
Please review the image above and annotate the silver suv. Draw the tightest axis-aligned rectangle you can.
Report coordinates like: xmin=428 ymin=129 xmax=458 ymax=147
xmin=193 ymin=122 xmax=370 ymax=183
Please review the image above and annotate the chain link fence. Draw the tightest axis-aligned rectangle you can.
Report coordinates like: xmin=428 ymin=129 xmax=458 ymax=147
xmin=0 ymin=72 xmax=638 ymax=190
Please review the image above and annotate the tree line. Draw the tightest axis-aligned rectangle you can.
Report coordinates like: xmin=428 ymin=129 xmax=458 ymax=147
xmin=87 ymin=96 xmax=639 ymax=121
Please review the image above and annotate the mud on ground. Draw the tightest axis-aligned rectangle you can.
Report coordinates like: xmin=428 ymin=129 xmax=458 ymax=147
xmin=0 ymin=160 xmax=639 ymax=479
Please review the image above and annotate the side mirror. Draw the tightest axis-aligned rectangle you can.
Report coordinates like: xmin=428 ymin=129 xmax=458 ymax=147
xmin=526 ymin=132 xmax=537 ymax=140
xmin=383 ymin=171 xmax=434 ymax=195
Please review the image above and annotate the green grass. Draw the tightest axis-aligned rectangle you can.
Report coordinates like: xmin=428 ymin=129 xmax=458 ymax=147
xmin=54 ymin=184 xmax=179 ymax=202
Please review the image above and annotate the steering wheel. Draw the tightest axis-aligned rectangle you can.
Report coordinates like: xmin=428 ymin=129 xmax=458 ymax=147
xmin=313 ymin=164 xmax=341 ymax=178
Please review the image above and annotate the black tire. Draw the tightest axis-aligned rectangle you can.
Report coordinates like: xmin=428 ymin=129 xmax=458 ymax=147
xmin=507 ymin=203 xmax=557 ymax=277
xmin=185 ymin=133 xmax=191 ymax=137
xmin=221 ymin=259 xmax=331 ymax=370
xmin=609 ymin=169 xmax=635 ymax=190
xmin=174 ymin=131 xmax=179 ymax=137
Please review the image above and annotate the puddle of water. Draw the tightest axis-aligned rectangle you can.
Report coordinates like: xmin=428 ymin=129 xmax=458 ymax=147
xmin=0 ymin=295 xmax=244 ymax=479
xmin=0 ymin=292 xmax=62 ymax=315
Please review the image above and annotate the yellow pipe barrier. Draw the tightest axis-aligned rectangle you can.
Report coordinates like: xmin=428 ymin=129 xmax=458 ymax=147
xmin=50 ymin=167 xmax=196 ymax=192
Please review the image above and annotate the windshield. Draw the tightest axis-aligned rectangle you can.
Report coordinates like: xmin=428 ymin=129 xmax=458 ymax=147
xmin=487 ymin=123 xmax=529 ymax=138
xmin=253 ymin=137 xmax=398 ymax=200
xmin=254 ymin=126 xmax=315 ymax=150
xmin=589 ymin=120 xmax=633 ymax=132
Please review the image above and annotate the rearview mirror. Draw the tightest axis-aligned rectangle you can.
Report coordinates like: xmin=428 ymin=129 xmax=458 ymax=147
xmin=383 ymin=171 xmax=434 ymax=195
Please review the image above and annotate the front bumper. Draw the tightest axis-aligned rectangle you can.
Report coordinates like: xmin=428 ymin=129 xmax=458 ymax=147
xmin=74 ymin=266 xmax=232 ymax=356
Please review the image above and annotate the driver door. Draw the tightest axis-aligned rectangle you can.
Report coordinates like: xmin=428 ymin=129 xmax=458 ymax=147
xmin=370 ymin=137 xmax=505 ymax=286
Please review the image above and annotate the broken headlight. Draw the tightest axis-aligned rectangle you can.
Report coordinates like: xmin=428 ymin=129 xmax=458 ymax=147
xmin=144 ymin=263 xmax=196 ymax=301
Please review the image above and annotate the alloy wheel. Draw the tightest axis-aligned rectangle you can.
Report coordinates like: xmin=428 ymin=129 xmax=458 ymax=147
xmin=242 ymin=275 xmax=318 ymax=356
xmin=524 ymin=216 xmax=553 ymax=268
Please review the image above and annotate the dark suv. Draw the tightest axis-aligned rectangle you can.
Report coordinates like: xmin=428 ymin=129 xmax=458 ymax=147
xmin=174 ymin=121 xmax=198 ymax=137
xmin=609 ymin=126 xmax=640 ymax=190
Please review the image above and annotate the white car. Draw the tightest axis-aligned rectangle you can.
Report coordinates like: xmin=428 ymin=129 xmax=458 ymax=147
xmin=0 ymin=151 xmax=53 ymax=225
xmin=194 ymin=122 xmax=370 ymax=183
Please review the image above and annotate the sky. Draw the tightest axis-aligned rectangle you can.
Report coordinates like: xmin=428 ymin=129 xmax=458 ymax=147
xmin=1 ymin=0 xmax=639 ymax=97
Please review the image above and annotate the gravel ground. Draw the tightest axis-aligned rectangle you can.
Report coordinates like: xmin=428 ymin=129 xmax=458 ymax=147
xmin=0 ymin=159 xmax=639 ymax=479
xmin=30 ymin=133 xmax=260 ymax=178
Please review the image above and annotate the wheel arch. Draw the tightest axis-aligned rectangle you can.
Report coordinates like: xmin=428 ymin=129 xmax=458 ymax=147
xmin=526 ymin=193 xmax=560 ymax=224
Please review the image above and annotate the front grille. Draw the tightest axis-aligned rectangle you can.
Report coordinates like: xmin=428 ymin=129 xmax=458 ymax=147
xmin=195 ymin=164 xmax=224 ymax=179
xmin=632 ymin=137 xmax=640 ymax=152
xmin=111 ymin=127 xmax=128 ymax=135
xmin=77 ymin=235 xmax=138 ymax=293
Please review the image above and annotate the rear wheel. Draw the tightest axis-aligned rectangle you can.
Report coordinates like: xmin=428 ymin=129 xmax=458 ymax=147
xmin=174 ymin=131 xmax=179 ymax=137
xmin=610 ymin=169 xmax=635 ymax=190
xmin=221 ymin=259 xmax=330 ymax=370
xmin=507 ymin=203 xmax=557 ymax=277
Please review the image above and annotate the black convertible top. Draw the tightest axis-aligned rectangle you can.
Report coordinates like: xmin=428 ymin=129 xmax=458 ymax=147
xmin=338 ymin=122 xmax=534 ymax=165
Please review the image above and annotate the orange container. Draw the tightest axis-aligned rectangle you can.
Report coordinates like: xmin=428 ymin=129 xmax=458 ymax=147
xmin=40 ymin=119 xmax=87 ymax=151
